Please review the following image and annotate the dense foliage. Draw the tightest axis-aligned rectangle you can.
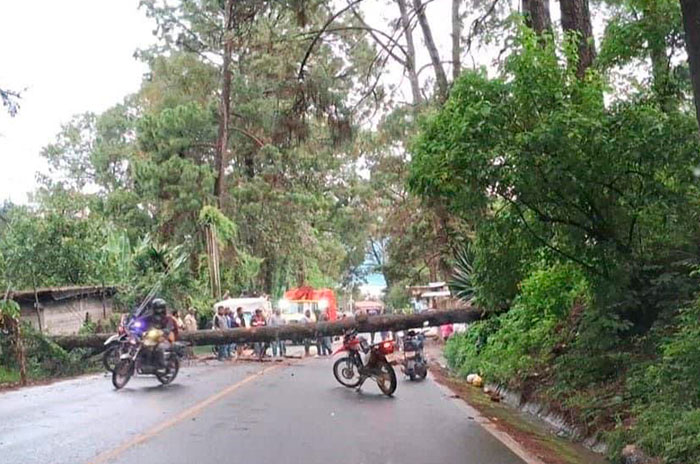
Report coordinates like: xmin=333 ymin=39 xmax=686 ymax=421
xmin=415 ymin=25 xmax=700 ymax=464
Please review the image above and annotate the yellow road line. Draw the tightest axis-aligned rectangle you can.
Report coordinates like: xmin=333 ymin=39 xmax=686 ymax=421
xmin=87 ymin=364 xmax=283 ymax=464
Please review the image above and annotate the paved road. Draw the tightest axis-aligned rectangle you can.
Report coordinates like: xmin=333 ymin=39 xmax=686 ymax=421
xmin=0 ymin=356 xmax=525 ymax=464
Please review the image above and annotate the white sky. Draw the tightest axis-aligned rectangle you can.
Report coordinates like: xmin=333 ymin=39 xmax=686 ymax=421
xmin=0 ymin=0 xmax=503 ymax=204
xmin=0 ymin=0 xmax=155 ymax=203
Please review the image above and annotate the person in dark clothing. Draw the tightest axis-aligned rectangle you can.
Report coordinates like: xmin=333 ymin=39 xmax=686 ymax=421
xmin=145 ymin=298 xmax=176 ymax=369
xmin=301 ymin=310 xmax=312 ymax=356
xmin=250 ymin=308 xmax=267 ymax=359
xmin=320 ymin=311 xmax=333 ymax=355
xmin=213 ymin=306 xmax=231 ymax=360
xmin=236 ymin=307 xmax=247 ymax=328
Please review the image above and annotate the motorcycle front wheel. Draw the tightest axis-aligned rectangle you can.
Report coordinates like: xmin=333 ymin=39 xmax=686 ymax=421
xmin=156 ymin=356 xmax=180 ymax=385
xmin=333 ymin=357 xmax=361 ymax=388
xmin=112 ymin=359 xmax=134 ymax=390
xmin=376 ymin=360 xmax=397 ymax=396
xmin=102 ymin=344 xmax=120 ymax=373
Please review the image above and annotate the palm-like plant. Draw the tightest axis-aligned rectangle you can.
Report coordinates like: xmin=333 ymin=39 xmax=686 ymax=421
xmin=449 ymin=244 xmax=475 ymax=303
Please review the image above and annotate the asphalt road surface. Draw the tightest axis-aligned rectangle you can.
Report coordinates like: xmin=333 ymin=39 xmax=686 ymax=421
xmin=0 ymin=355 xmax=526 ymax=464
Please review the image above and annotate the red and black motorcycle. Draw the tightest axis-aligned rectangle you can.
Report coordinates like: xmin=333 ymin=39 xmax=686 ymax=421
xmin=332 ymin=329 xmax=397 ymax=396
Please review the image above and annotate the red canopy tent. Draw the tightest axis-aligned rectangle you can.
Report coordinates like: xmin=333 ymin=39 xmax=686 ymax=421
xmin=283 ymin=286 xmax=338 ymax=321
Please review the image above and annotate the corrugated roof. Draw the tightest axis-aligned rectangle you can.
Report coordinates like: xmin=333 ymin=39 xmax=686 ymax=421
xmin=10 ymin=285 xmax=116 ymax=302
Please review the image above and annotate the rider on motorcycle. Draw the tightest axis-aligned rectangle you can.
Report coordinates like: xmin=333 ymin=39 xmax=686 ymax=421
xmin=145 ymin=298 xmax=176 ymax=370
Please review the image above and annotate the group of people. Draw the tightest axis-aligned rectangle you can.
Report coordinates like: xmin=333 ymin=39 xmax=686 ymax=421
xmin=170 ymin=308 xmax=198 ymax=333
xmin=211 ymin=306 xmax=335 ymax=360
xmin=213 ymin=305 xmax=247 ymax=360
xmin=300 ymin=309 xmax=333 ymax=357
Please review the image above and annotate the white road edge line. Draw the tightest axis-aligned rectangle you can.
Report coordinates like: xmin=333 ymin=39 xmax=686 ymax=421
xmin=429 ymin=371 xmax=547 ymax=464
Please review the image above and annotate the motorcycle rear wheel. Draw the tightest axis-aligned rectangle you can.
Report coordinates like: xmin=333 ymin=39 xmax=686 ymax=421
xmin=333 ymin=357 xmax=361 ymax=388
xmin=112 ymin=359 xmax=134 ymax=390
xmin=376 ymin=360 xmax=397 ymax=396
xmin=156 ymin=357 xmax=179 ymax=385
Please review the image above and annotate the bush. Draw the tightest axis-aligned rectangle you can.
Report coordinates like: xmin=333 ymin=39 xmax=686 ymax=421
xmin=618 ymin=302 xmax=700 ymax=463
xmin=633 ymin=405 xmax=700 ymax=464
xmin=446 ymin=262 xmax=589 ymax=385
xmin=0 ymin=324 xmax=98 ymax=381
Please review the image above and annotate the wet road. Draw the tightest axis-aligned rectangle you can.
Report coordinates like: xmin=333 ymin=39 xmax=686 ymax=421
xmin=0 ymin=356 xmax=526 ymax=464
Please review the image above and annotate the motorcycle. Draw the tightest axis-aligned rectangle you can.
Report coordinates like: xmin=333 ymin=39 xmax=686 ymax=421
xmin=332 ymin=329 xmax=397 ymax=396
xmin=102 ymin=315 xmax=148 ymax=372
xmin=401 ymin=330 xmax=428 ymax=381
xmin=112 ymin=328 xmax=179 ymax=389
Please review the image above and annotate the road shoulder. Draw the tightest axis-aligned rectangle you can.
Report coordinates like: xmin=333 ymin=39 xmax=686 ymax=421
xmin=426 ymin=344 xmax=607 ymax=464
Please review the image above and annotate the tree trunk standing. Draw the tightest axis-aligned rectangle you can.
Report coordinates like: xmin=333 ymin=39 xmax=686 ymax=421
xmin=650 ymin=45 xmax=673 ymax=110
xmin=681 ymin=0 xmax=700 ymax=131
xmin=15 ymin=321 xmax=27 ymax=385
xmin=100 ymin=283 xmax=106 ymax=320
xmin=397 ymin=0 xmax=422 ymax=105
xmin=559 ymin=0 xmax=596 ymax=78
xmin=412 ymin=0 xmax=449 ymax=100
xmin=31 ymin=280 xmax=42 ymax=333
xmin=214 ymin=0 xmax=235 ymax=206
xmin=451 ymin=0 xmax=462 ymax=81
xmin=522 ymin=0 xmax=552 ymax=36
xmin=205 ymin=224 xmax=221 ymax=299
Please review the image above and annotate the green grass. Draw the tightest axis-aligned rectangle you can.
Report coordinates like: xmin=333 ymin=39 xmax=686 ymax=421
xmin=0 ymin=365 xmax=21 ymax=384
xmin=193 ymin=345 xmax=215 ymax=356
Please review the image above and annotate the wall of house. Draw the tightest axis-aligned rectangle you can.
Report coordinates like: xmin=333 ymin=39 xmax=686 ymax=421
xmin=19 ymin=295 xmax=113 ymax=335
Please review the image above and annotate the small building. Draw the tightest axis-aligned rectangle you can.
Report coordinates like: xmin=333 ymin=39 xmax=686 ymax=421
xmin=353 ymin=300 xmax=385 ymax=316
xmin=11 ymin=285 xmax=116 ymax=335
xmin=406 ymin=281 xmax=467 ymax=312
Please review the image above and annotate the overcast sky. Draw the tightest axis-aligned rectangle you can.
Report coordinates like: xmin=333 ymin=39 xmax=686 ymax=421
xmin=0 ymin=0 xmax=476 ymax=204
xmin=0 ymin=0 xmax=155 ymax=203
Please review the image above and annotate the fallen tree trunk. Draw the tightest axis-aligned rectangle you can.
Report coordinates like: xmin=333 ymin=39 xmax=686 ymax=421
xmin=52 ymin=308 xmax=483 ymax=351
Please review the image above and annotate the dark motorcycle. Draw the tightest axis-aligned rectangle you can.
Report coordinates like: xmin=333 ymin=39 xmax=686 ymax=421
xmin=332 ymin=329 xmax=397 ymax=396
xmin=401 ymin=330 xmax=428 ymax=381
xmin=112 ymin=328 xmax=179 ymax=389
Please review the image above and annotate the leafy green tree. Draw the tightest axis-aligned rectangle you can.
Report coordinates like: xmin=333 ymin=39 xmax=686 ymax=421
xmin=410 ymin=29 xmax=700 ymax=315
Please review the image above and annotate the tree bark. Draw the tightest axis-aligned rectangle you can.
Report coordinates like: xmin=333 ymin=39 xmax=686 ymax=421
xmin=32 ymin=280 xmax=42 ymax=333
xmin=559 ymin=0 xmax=596 ymax=78
xmin=15 ymin=320 xmax=27 ymax=386
xmin=214 ymin=0 xmax=235 ymax=206
xmin=51 ymin=308 xmax=484 ymax=350
xmin=522 ymin=0 xmax=552 ymax=36
xmin=451 ymin=0 xmax=462 ymax=81
xmin=397 ymin=0 xmax=422 ymax=105
xmin=412 ymin=0 xmax=449 ymax=100
xmin=681 ymin=0 xmax=700 ymax=131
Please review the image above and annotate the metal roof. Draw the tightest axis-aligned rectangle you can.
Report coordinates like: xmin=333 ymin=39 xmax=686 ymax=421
xmin=10 ymin=285 xmax=116 ymax=302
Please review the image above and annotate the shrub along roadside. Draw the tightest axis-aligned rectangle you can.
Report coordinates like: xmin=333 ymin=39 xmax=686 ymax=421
xmin=0 ymin=323 xmax=99 ymax=385
xmin=445 ymin=269 xmax=700 ymax=464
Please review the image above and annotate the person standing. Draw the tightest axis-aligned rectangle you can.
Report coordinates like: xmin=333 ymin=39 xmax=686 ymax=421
xmin=183 ymin=308 xmax=198 ymax=332
xmin=301 ymin=310 xmax=312 ymax=357
xmin=213 ymin=306 xmax=231 ymax=360
xmin=172 ymin=310 xmax=185 ymax=332
xmin=269 ymin=308 xmax=286 ymax=357
xmin=250 ymin=308 xmax=267 ymax=359
xmin=234 ymin=307 xmax=246 ymax=356
xmin=235 ymin=307 xmax=247 ymax=328
xmin=226 ymin=308 xmax=238 ymax=357
xmin=320 ymin=311 xmax=332 ymax=356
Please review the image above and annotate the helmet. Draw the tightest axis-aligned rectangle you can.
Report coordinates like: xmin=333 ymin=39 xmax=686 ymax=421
xmin=151 ymin=298 xmax=167 ymax=316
